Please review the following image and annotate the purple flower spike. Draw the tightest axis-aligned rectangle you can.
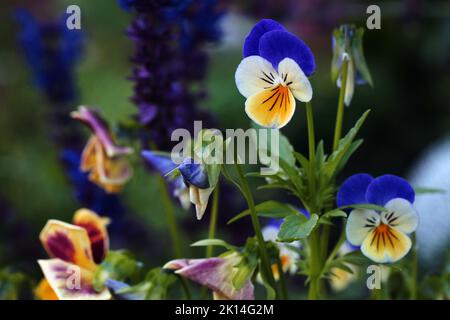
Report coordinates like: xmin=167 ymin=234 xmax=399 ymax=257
xmin=164 ymin=254 xmax=254 ymax=300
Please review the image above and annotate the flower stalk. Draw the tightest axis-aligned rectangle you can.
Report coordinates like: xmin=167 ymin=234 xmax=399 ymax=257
xmin=332 ymin=58 xmax=350 ymax=151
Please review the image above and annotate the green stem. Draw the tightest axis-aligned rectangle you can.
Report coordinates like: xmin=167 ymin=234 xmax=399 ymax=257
xmin=234 ymin=163 xmax=278 ymax=299
xmin=332 ymin=58 xmax=349 ymax=151
xmin=276 ymin=256 xmax=288 ymax=300
xmin=157 ymin=175 xmax=182 ymax=258
xmin=305 ymin=101 xmax=323 ymax=299
xmin=157 ymin=175 xmax=192 ymax=299
xmin=206 ymin=185 xmax=220 ymax=258
xmin=410 ymin=233 xmax=418 ymax=299
xmin=200 ymin=185 xmax=220 ymax=300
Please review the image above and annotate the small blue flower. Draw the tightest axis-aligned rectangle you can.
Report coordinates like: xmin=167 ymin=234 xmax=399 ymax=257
xmin=331 ymin=24 xmax=373 ymax=106
xmin=337 ymin=174 xmax=418 ymax=263
xmin=141 ymin=151 xmax=213 ymax=219
xmin=235 ymin=19 xmax=315 ymax=129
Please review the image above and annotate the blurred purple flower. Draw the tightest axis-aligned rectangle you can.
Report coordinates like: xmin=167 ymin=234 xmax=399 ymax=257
xmin=120 ymin=0 xmax=222 ymax=150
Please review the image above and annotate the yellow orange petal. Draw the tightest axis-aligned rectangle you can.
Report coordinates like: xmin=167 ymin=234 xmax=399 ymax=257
xmin=361 ymin=224 xmax=412 ymax=263
xmin=40 ymin=219 xmax=97 ymax=270
xmin=245 ymin=85 xmax=295 ymax=129
xmin=73 ymin=209 xmax=110 ymax=264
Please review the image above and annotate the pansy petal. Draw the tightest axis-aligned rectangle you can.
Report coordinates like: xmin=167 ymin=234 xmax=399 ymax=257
xmin=189 ymin=186 xmax=213 ymax=220
xmin=330 ymin=265 xmax=357 ymax=292
xmin=337 ymin=173 xmax=374 ymax=207
xmin=245 ymin=85 xmax=295 ymax=129
xmin=262 ymin=225 xmax=279 ymax=242
xmin=40 ymin=220 xmax=96 ymax=270
xmin=383 ymin=198 xmax=419 ymax=234
xmin=38 ymin=259 xmax=111 ymax=300
xmin=361 ymin=225 xmax=412 ymax=263
xmin=366 ymin=174 xmax=415 ymax=206
xmin=71 ymin=106 xmax=132 ymax=157
xmin=141 ymin=150 xmax=177 ymax=175
xmin=243 ymin=19 xmax=286 ymax=57
xmin=35 ymin=278 xmax=58 ymax=300
xmin=73 ymin=209 xmax=110 ymax=264
xmin=277 ymin=58 xmax=312 ymax=102
xmin=164 ymin=254 xmax=254 ymax=300
xmin=179 ymin=158 xmax=210 ymax=189
xmin=259 ymin=30 xmax=315 ymax=76
xmin=235 ymin=56 xmax=278 ymax=98
xmin=345 ymin=209 xmax=380 ymax=246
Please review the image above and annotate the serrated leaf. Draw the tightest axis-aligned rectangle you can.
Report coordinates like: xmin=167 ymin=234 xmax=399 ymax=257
xmin=278 ymin=214 xmax=319 ymax=242
xmin=227 ymin=200 xmax=298 ymax=225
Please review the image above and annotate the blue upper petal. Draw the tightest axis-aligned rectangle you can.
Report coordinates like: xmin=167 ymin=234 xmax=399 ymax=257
xmin=366 ymin=174 xmax=415 ymax=206
xmin=336 ymin=173 xmax=374 ymax=207
xmin=243 ymin=19 xmax=286 ymax=57
xmin=178 ymin=158 xmax=210 ymax=189
xmin=259 ymin=30 xmax=316 ymax=76
xmin=141 ymin=150 xmax=177 ymax=175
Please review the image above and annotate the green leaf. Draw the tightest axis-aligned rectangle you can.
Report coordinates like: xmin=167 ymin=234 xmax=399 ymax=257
xmin=190 ymin=239 xmax=236 ymax=251
xmin=321 ymin=110 xmax=370 ymax=182
xmin=232 ymin=239 xmax=258 ymax=290
xmin=116 ymin=268 xmax=176 ymax=300
xmin=93 ymin=250 xmax=143 ymax=292
xmin=258 ymin=261 xmax=276 ymax=300
xmin=414 ymin=187 xmax=446 ymax=195
xmin=0 ymin=268 xmax=30 ymax=300
xmin=322 ymin=210 xmax=347 ymax=219
xmin=278 ymin=214 xmax=319 ymax=242
xmin=339 ymin=203 xmax=387 ymax=212
xmin=227 ymin=200 xmax=298 ymax=224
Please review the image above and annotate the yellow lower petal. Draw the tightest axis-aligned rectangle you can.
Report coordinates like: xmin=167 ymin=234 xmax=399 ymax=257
xmin=35 ymin=278 xmax=58 ymax=300
xmin=361 ymin=224 xmax=412 ymax=263
xmin=245 ymin=85 xmax=296 ymax=129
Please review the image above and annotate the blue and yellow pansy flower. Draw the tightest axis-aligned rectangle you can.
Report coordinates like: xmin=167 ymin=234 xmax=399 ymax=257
xmin=71 ymin=106 xmax=133 ymax=194
xmin=36 ymin=209 xmax=111 ymax=300
xmin=337 ymin=174 xmax=419 ymax=263
xmin=235 ymin=19 xmax=315 ymax=129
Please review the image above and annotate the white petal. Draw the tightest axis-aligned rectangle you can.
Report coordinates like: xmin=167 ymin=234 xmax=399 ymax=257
xmin=345 ymin=209 xmax=380 ymax=245
xmin=262 ymin=225 xmax=279 ymax=242
xmin=277 ymin=58 xmax=312 ymax=102
xmin=235 ymin=56 xmax=278 ymax=98
xmin=337 ymin=60 xmax=355 ymax=107
xmin=383 ymin=198 xmax=419 ymax=234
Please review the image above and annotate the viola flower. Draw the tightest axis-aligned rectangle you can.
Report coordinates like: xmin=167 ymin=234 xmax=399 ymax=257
xmin=235 ymin=19 xmax=315 ymax=129
xmin=337 ymin=174 xmax=419 ymax=263
xmin=71 ymin=106 xmax=133 ymax=194
xmin=329 ymin=241 xmax=359 ymax=292
xmin=141 ymin=151 xmax=214 ymax=220
xmin=331 ymin=24 xmax=373 ymax=106
xmin=164 ymin=252 xmax=254 ymax=300
xmin=262 ymin=219 xmax=300 ymax=280
xmin=36 ymin=209 xmax=111 ymax=300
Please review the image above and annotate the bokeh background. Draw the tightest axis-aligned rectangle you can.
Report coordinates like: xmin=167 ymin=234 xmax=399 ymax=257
xmin=0 ymin=0 xmax=449 ymax=299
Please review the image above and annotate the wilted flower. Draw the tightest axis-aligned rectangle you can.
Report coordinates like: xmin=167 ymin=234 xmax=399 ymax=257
xmin=262 ymin=219 xmax=300 ymax=280
xmin=164 ymin=252 xmax=254 ymax=300
xmin=141 ymin=151 xmax=214 ymax=220
xmin=329 ymin=241 xmax=359 ymax=292
xmin=331 ymin=24 xmax=373 ymax=106
xmin=36 ymin=209 xmax=111 ymax=300
xmin=235 ymin=19 xmax=315 ymax=129
xmin=71 ymin=106 xmax=133 ymax=194
xmin=338 ymin=174 xmax=419 ymax=263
